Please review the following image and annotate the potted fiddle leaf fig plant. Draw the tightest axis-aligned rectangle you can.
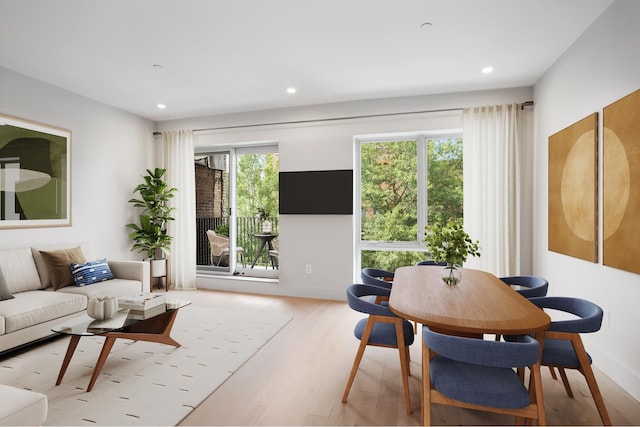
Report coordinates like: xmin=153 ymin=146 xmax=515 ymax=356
xmin=424 ymin=217 xmax=481 ymax=285
xmin=126 ymin=168 xmax=177 ymax=277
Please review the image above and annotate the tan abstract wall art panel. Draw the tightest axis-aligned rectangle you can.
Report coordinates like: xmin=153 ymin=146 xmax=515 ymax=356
xmin=548 ymin=113 xmax=598 ymax=262
xmin=603 ymin=88 xmax=640 ymax=274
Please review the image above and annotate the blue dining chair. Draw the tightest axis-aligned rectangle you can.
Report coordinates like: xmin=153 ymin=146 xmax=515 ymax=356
xmin=415 ymin=260 xmax=447 ymax=266
xmin=528 ymin=296 xmax=611 ymax=425
xmin=495 ymin=275 xmax=549 ymax=342
xmin=361 ymin=267 xmax=393 ymax=290
xmin=422 ymin=325 xmax=544 ymax=426
xmin=362 ymin=267 xmax=419 ymax=333
xmin=342 ymin=283 xmax=415 ymax=414
xmin=500 ymin=275 xmax=549 ymax=298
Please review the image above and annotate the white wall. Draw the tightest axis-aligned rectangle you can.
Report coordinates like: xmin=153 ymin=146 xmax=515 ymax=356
xmin=0 ymin=67 xmax=157 ymax=258
xmin=533 ymin=0 xmax=640 ymax=399
xmin=158 ymin=87 xmax=533 ymax=300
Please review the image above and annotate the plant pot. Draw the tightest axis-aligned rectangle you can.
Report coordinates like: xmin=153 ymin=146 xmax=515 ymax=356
xmin=151 ymin=258 xmax=167 ymax=278
xmin=441 ymin=264 xmax=462 ymax=286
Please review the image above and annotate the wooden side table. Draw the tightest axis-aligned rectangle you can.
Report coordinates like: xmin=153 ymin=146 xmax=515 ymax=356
xmin=150 ymin=258 xmax=168 ymax=292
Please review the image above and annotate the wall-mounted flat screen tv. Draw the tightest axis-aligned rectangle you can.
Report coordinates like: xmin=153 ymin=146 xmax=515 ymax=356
xmin=279 ymin=169 xmax=353 ymax=215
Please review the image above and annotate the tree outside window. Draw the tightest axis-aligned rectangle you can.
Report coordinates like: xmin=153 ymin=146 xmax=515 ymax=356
xmin=359 ymin=137 xmax=463 ymax=271
xmin=236 ymin=153 xmax=279 ymax=220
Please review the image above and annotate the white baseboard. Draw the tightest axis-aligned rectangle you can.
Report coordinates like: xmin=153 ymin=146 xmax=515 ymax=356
xmin=196 ymin=273 xmax=346 ymax=301
xmin=591 ymin=344 xmax=640 ymax=401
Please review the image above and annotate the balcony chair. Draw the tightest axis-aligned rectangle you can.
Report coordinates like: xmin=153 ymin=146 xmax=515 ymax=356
xmin=422 ymin=325 xmax=545 ymax=426
xmin=342 ymin=283 xmax=415 ymax=414
xmin=268 ymin=239 xmax=279 ymax=269
xmin=500 ymin=275 xmax=549 ymax=298
xmin=206 ymin=230 xmax=246 ymax=267
xmin=528 ymin=296 xmax=611 ymax=425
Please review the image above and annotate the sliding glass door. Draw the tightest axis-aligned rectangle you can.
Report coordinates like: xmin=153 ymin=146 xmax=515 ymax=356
xmin=195 ymin=145 xmax=279 ymax=278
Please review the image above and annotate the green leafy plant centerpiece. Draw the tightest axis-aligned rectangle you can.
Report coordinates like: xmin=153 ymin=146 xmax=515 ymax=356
xmin=424 ymin=218 xmax=481 ymax=285
xmin=126 ymin=168 xmax=178 ymax=260
xmin=257 ymin=207 xmax=273 ymax=234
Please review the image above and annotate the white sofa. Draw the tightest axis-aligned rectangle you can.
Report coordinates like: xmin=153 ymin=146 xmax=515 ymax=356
xmin=0 ymin=384 xmax=48 ymax=426
xmin=0 ymin=242 xmax=150 ymax=354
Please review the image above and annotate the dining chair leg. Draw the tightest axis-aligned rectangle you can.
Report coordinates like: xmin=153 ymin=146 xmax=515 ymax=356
xmin=341 ymin=318 xmax=374 ymax=403
xmin=395 ymin=320 xmax=412 ymax=415
xmin=530 ymin=362 xmax=546 ymax=426
xmin=557 ymin=367 xmax=574 ymax=398
xmin=405 ymin=345 xmax=411 ymax=376
xmin=421 ymin=339 xmax=432 ymax=426
xmin=582 ymin=364 xmax=612 ymax=426
xmin=572 ymin=336 xmax=611 ymax=426
xmin=549 ymin=366 xmax=558 ymax=379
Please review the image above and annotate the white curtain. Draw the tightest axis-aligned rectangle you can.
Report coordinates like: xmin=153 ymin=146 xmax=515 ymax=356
xmin=463 ymin=104 xmax=521 ymax=277
xmin=163 ymin=130 xmax=197 ymax=290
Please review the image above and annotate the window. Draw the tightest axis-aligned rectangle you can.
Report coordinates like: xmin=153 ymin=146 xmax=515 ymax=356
xmin=356 ymin=132 xmax=463 ymax=271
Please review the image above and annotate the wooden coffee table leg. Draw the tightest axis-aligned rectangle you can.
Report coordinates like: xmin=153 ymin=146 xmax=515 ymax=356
xmin=86 ymin=336 xmax=117 ymax=392
xmin=76 ymin=309 xmax=183 ymax=392
xmin=56 ymin=335 xmax=81 ymax=386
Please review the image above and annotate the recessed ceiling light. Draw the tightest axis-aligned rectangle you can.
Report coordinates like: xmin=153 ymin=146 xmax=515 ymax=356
xmin=157 ymin=103 xmax=166 ymax=109
xmin=482 ymin=66 xmax=494 ymax=74
xmin=286 ymin=87 xmax=297 ymax=94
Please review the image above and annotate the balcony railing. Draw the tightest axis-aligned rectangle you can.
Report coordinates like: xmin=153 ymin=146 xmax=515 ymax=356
xmin=196 ymin=216 xmax=279 ymax=267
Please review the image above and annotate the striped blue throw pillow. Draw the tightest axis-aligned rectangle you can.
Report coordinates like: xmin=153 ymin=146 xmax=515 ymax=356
xmin=70 ymin=258 xmax=114 ymax=286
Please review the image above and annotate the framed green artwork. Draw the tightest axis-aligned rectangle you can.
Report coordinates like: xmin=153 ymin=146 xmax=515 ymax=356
xmin=0 ymin=113 xmax=71 ymax=228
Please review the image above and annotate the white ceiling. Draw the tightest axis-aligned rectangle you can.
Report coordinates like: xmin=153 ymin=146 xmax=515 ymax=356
xmin=0 ymin=0 xmax=613 ymax=121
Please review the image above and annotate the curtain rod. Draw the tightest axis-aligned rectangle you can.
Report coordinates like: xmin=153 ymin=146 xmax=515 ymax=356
xmin=521 ymin=100 xmax=534 ymax=110
xmin=191 ymin=107 xmax=463 ymax=132
xmin=153 ymin=101 xmax=533 ymax=135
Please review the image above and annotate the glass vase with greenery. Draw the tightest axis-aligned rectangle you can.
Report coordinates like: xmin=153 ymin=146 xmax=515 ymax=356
xmin=424 ymin=218 xmax=480 ymax=285
xmin=126 ymin=168 xmax=177 ymax=260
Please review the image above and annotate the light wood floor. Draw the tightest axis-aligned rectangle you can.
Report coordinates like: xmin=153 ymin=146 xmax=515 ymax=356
xmin=175 ymin=289 xmax=639 ymax=426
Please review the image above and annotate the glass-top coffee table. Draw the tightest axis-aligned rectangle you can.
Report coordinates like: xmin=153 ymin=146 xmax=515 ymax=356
xmin=52 ymin=300 xmax=190 ymax=392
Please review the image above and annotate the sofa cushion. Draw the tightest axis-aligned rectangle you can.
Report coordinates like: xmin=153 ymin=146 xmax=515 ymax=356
xmin=0 ymin=248 xmax=42 ymax=294
xmin=31 ymin=242 xmax=96 ymax=289
xmin=56 ymin=278 xmax=142 ymax=301
xmin=0 ymin=290 xmax=86 ymax=334
xmin=70 ymin=258 xmax=114 ymax=286
xmin=39 ymin=247 xmax=87 ymax=290
xmin=0 ymin=385 xmax=48 ymax=426
xmin=0 ymin=268 xmax=15 ymax=301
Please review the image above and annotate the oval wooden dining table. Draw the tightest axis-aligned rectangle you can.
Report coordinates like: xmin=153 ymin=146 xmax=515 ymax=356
xmin=388 ymin=265 xmax=551 ymax=425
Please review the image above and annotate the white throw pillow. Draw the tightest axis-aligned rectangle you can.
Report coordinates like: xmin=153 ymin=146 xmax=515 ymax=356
xmin=0 ymin=248 xmax=42 ymax=294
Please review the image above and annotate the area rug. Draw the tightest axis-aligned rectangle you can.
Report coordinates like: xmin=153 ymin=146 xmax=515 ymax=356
xmin=0 ymin=306 xmax=292 ymax=426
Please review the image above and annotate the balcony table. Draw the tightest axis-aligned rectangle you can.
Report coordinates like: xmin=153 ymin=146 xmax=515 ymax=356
xmin=250 ymin=233 xmax=277 ymax=268
xmin=389 ymin=266 xmax=551 ymax=425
